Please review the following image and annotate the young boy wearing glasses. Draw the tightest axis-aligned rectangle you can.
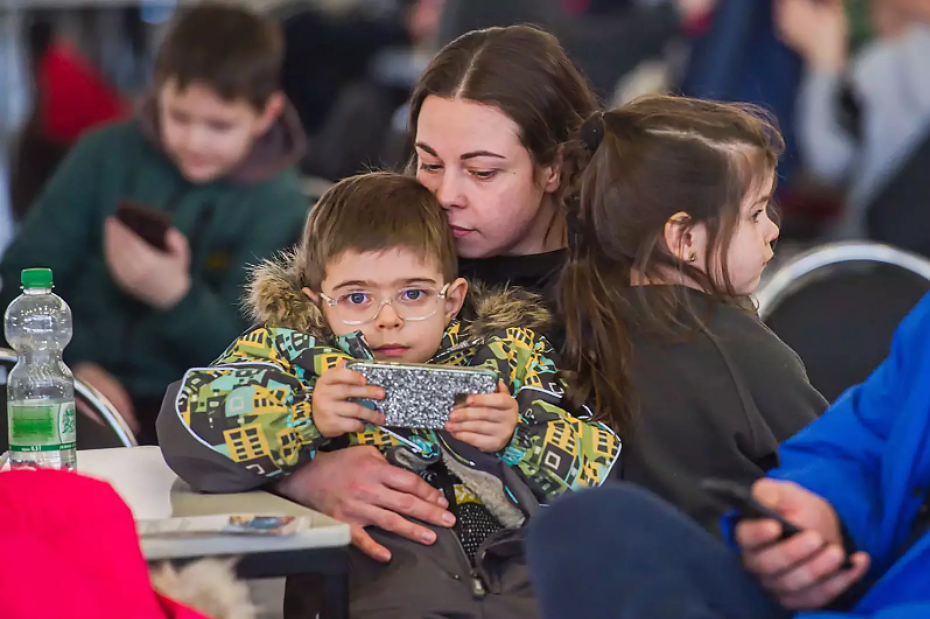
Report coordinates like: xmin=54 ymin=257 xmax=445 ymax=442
xmin=159 ymin=172 xmax=619 ymax=616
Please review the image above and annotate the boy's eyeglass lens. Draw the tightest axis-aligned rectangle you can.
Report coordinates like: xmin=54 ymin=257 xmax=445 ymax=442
xmin=319 ymin=283 xmax=450 ymax=325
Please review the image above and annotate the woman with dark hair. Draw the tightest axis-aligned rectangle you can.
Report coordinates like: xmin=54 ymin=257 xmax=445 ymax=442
xmin=407 ymin=25 xmax=598 ymax=305
xmin=161 ymin=20 xmax=597 ymax=533
xmin=158 ymin=24 xmax=599 ymax=618
xmin=160 ymin=24 xmax=824 ymax=619
xmin=269 ymin=34 xmax=600 ymax=567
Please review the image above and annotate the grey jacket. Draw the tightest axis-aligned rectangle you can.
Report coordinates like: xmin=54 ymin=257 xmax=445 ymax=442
xmin=158 ymin=386 xmax=542 ymax=619
xmin=797 ymin=23 xmax=930 ymax=239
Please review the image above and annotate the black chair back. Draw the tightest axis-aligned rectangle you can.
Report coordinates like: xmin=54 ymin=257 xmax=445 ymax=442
xmin=866 ymin=126 xmax=930 ymax=258
xmin=757 ymin=242 xmax=930 ymax=403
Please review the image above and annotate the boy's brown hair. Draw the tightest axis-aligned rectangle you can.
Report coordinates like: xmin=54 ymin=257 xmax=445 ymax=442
xmin=300 ymin=172 xmax=457 ymax=289
xmin=154 ymin=2 xmax=283 ymax=110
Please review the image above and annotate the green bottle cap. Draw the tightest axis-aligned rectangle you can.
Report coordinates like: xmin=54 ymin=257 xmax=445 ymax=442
xmin=21 ymin=268 xmax=53 ymax=289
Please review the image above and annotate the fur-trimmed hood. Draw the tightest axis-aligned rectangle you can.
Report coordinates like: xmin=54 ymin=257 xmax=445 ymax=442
xmin=243 ymin=248 xmax=552 ymax=338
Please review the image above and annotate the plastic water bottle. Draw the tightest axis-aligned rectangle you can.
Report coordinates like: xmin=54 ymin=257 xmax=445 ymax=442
xmin=4 ymin=268 xmax=76 ymax=470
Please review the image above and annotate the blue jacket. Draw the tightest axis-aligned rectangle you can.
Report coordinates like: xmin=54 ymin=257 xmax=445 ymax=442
xmin=767 ymin=291 xmax=930 ymax=618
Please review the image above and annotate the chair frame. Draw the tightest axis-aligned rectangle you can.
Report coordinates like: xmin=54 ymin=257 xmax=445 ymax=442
xmin=0 ymin=347 xmax=137 ymax=448
xmin=755 ymin=241 xmax=930 ymax=321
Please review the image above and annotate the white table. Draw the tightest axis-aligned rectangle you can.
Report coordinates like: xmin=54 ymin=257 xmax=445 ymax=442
xmin=78 ymin=446 xmax=351 ymax=618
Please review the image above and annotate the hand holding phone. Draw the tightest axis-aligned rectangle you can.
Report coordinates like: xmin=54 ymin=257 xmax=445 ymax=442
xmin=115 ymin=199 xmax=173 ymax=251
xmin=706 ymin=478 xmax=871 ymax=610
xmin=312 ymin=363 xmax=386 ymax=438
xmin=447 ymin=381 xmax=519 ymax=453
xmin=701 ymin=478 xmax=852 ymax=569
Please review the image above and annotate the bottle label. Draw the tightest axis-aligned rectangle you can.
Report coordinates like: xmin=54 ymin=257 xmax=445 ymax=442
xmin=9 ymin=401 xmax=76 ymax=452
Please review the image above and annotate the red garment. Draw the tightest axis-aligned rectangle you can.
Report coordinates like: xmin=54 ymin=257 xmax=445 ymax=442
xmin=682 ymin=11 xmax=713 ymax=37
xmin=37 ymin=42 xmax=129 ymax=145
xmin=561 ymin=0 xmax=591 ymax=14
xmin=0 ymin=469 xmax=210 ymax=619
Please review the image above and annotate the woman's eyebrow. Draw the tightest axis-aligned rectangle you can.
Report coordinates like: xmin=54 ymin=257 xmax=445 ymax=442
xmin=415 ymin=142 xmax=439 ymax=157
xmin=461 ymin=150 xmax=505 ymax=161
xmin=415 ymin=142 xmax=506 ymax=161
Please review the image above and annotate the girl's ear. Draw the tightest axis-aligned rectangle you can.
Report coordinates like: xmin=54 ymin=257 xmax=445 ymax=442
xmin=663 ymin=211 xmax=707 ymax=265
xmin=445 ymin=278 xmax=469 ymax=321
xmin=663 ymin=211 xmax=692 ymax=262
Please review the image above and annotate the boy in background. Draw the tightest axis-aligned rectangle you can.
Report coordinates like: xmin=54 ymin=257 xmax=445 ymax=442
xmin=0 ymin=2 xmax=309 ymax=444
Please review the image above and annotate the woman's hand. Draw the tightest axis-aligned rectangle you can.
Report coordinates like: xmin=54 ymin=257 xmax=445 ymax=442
xmin=275 ymin=447 xmax=455 ymax=562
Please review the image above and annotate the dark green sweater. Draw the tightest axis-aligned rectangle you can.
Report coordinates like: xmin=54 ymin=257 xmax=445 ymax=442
xmin=0 ymin=115 xmax=309 ymax=399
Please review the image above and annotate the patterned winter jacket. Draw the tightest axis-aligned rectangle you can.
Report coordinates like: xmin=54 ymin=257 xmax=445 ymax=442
xmin=161 ymin=251 xmax=620 ymax=525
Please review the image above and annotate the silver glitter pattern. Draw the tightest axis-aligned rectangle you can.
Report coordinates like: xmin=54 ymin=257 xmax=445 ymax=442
xmin=349 ymin=362 xmax=498 ymax=429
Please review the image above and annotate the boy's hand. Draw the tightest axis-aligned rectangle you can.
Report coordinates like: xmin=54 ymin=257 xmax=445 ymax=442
xmin=446 ymin=381 xmax=518 ymax=452
xmin=313 ymin=363 xmax=386 ymax=438
xmin=104 ymin=218 xmax=191 ymax=310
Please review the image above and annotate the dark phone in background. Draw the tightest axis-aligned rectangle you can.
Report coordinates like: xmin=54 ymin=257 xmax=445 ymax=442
xmin=115 ymin=200 xmax=172 ymax=251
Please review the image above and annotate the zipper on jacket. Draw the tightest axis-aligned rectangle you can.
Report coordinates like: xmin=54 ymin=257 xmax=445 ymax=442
xmin=450 ymin=531 xmax=486 ymax=600
xmin=475 ymin=543 xmax=492 ymax=598
xmin=469 ymin=571 xmax=487 ymax=599
xmin=437 ymin=469 xmax=489 ymax=599
xmin=472 ymin=528 xmax=526 ymax=599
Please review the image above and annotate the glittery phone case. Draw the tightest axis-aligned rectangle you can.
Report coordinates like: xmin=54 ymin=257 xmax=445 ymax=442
xmin=347 ymin=361 xmax=498 ymax=429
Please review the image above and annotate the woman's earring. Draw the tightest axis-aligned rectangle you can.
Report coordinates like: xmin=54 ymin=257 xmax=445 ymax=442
xmin=688 ymin=252 xmax=697 ymax=263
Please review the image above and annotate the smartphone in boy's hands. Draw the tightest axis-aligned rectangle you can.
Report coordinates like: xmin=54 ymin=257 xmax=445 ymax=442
xmin=347 ymin=361 xmax=517 ymax=452
xmin=115 ymin=199 xmax=173 ymax=251
xmin=348 ymin=361 xmax=497 ymax=430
